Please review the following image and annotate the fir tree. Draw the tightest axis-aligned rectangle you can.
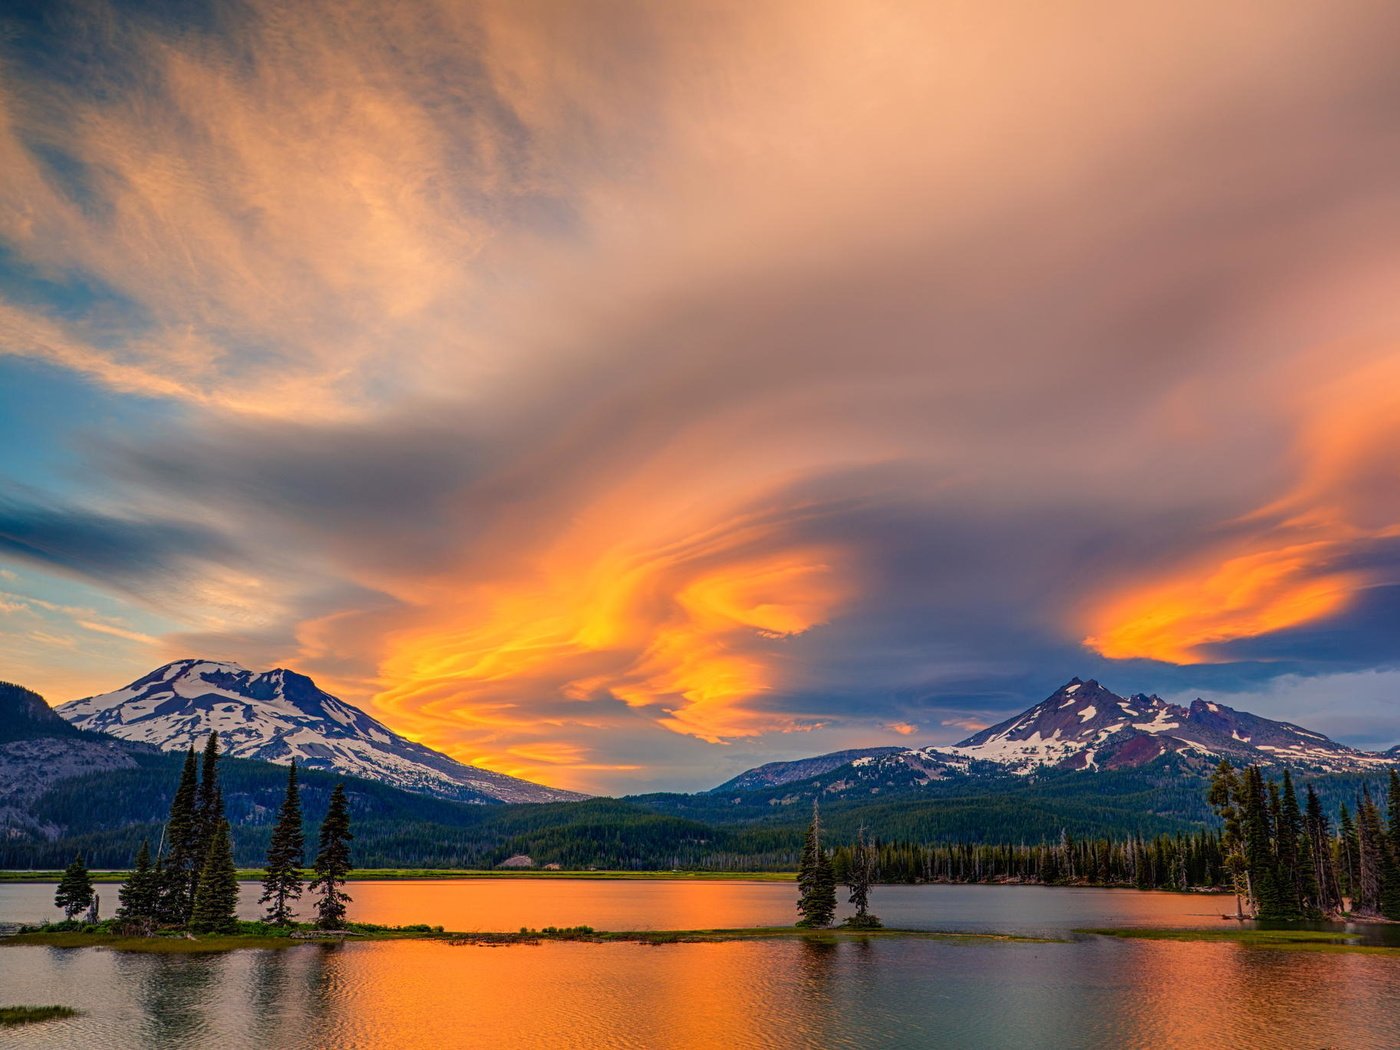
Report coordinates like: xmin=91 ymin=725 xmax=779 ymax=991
xmin=1354 ymin=787 xmax=1385 ymax=915
xmin=843 ymin=825 xmax=882 ymax=929
xmin=195 ymin=731 xmax=225 ymax=861
xmin=1277 ymin=770 xmax=1314 ymax=918
xmin=1304 ymin=785 xmax=1342 ymax=916
xmin=261 ymin=762 xmax=305 ymax=925
xmin=1208 ymin=761 xmax=1247 ymax=918
xmin=1380 ymin=770 xmax=1400 ymax=920
xmin=1338 ymin=803 xmax=1359 ymax=902
xmin=189 ymin=819 xmax=240 ymax=933
xmin=309 ymin=783 xmax=354 ymax=930
xmin=795 ymin=800 xmax=837 ymax=928
xmin=1240 ymin=766 xmax=1283 ymax=918
xmin=160 ymin=744 xmax=202 ymax=923
xmin=117 ymin=840 xmax=161 ymax=927
xmin=54 ymin=853 xmax=94 ymax=921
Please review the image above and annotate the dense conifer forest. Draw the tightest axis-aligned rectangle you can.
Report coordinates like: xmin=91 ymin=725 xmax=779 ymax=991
xmin=7 ymin=731 xmax=1398 ymax=895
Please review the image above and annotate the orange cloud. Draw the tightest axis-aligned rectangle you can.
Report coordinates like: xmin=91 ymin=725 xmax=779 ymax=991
xmin=1085 ymin=351 xmax=1400 ymax=664
xmin=372 ymin=512 xmax=852 ymax=761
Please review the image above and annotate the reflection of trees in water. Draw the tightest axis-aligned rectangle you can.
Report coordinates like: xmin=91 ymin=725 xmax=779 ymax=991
xmin=110 ymin=944 xmax=344 ymax=1048
xmin=794 ymin=937 xmax=885 ymax=1045
xmin=795 ymin=937 xmax=840 ymax=1037
xmin=120 ymin=951 xmax=225 ymax=1047
xmin=248 ymin=946 xmax=335 ymax=1046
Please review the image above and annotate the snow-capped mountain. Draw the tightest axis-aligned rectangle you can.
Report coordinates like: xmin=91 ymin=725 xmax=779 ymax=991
xmin=944 ymin=678 xmax=1395 ymax=774
xmin=710 ymin=678 xmax=1397 ymax=794
xmin=57 ymin=660 xmax=587 ymax=805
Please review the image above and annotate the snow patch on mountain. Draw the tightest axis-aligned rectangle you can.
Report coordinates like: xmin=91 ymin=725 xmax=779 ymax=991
xmin=58 ymin=660 xmax=587 ymax=805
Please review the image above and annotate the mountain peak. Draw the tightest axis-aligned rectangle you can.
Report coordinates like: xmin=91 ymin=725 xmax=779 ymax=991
xmin=58 ymin=660 xmax=588 ymax=805
xmin=944 ymin=678 xmax=1393 ymax=775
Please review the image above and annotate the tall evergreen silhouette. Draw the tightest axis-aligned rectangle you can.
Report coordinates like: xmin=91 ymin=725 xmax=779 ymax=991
xmin=1208 ymin=761 xmax=1247 ymax=918
xmin=189 ymin=819 xmax=240 ymax=933
xmin=1338 ymin=802 xmax=1360 ymax=901
xmin=1240 ymin=766 xmax=1283 ymax=917
xmin=195 ymin=731 xmax=225 ymax=860
xmin=117 ymin=840 xmax=161 ymax=927
xmin=1277 ymin=770 xmax=1316 ymax=918
xmin=1353 ymin=786 xmax=1385 ymax=915
xmin=843 ymin=825 xmax=881 ymax=928
xmin=1303 ymin=785 xmax=1342 ymax=916
xmin=261 ymin=762 xmax=306 ymax=925
xmin=1380 ymin=770 xmax=1400 ymax=920
xmin=795 ymin=800 xmax=836 ymax=928
xmin=310 ymin=783 xmax=354 ymax=930
xmin=160 ymin=744 xmax=202 ymax=922
xmin=54 ymin=853 xmax=94 ymax=920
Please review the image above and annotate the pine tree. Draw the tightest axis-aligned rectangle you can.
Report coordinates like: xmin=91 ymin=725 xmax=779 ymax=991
xmin=54 ymin=853 xmax=94 ymax=921
xmin=843 ymin=825 xmax=882 ymax=929
xmin=1208 ymin=761 xmax=1247 ymax=918
xmin=117 ymin=840 xmax=161 ymax=928
xmin=1304 ymin=785 xmax=1342 ymax=916
xmin=1354 ymin=787 xmax=1385 ymax=915
xmin=189 ymin=819 xmax=240 ymax=933
xmin=1277 ymin=770 xmax=1312 ymax=918
xmin=195 ymin=731 xmax=225 ymax=862
xmin=795 ymin=800 xmax=837 ymax=928
xmin=261 ymin=762 xmax=305 ymax=925
xmin=160 ymin=744 xmax=202 ymax=923
xmin=309 ymin=784 xmax=354 ymax=930
xmin=1338 ymin=803 xmax=1360 ymax=902
xmin=1380 ymin=770 xmax=1400 ymax=920
xmin=1240 ymin=766 xmax=1283 ymax=918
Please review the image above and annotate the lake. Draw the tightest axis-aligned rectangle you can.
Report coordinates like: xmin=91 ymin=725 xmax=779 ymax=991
xmin=1 ymin=880 xmax=1397 ymax=1048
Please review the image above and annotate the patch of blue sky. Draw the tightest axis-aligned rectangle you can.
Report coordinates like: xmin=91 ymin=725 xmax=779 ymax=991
xmin=0 ymin=356 xmax=180 ymax=493
xmin=0 ymin=244 xmax=149 ymax=328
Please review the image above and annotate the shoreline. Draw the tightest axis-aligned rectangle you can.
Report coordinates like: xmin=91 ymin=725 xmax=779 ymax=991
xmin=5 ymin=921 xmax=1395 ymax=956
xmin=0 ymin=923 xmax=1056 ymax=953
xmin=0 ymin=869 xmax=1237 ymax=891
xmin=0 ymin=869 xmax=796 ymax=884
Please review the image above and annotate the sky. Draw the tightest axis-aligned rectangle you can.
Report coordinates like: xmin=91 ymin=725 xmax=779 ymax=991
xmin=1 ymin=0 xmax=1399 ymax=794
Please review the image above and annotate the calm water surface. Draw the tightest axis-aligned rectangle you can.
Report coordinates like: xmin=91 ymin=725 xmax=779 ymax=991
xmin=1 ymin=881 xmax=1396 ymax=1049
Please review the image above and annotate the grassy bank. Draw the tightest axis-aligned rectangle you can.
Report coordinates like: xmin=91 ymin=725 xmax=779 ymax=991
xmin=1 ymin=921 xmax=1055 ymax=953
xmin=1076 ymin=927 xmax=1400 ymax=956
xmin=0 ymin=868 xmax=796 ymax=884
xmin=449 ymin=925 xmax=1058 ymax=946
xmin=0 ymin=1005 xmax=78 ymax=1026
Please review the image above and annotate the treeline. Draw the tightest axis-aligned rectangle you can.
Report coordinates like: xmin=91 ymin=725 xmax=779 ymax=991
xmin=52 ymin=733 xmax=356 ymax=934
xmin=1211 ymin=761 xmax=1400 ymax=921
xmin=829 ymin=829 xmax=1228 ymax=890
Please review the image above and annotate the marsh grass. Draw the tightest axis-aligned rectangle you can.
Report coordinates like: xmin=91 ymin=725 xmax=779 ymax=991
xmin=1077 ymin=927 xmax=1400 ymax=955
xmin=0 ymin=1005 xmax=78 ymax=1026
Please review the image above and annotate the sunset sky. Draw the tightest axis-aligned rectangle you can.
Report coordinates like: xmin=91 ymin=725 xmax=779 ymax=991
xmin=2 ymin=0 xmax=1399 ymax=793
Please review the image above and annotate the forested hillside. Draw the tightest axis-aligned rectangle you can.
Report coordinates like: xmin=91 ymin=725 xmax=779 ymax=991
xmin=6 ymin=731 xmax=1394 ymax=872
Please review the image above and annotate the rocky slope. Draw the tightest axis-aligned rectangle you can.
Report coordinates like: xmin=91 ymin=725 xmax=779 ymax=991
xmin=0 ymin=681 xmax=140 ymax=839
xmin=58 ymin=660 xmax=586 ymax=805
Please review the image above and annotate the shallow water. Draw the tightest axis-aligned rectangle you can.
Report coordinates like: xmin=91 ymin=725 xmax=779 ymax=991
xmin=1 ymin=881 xmax=1396 ymax=1049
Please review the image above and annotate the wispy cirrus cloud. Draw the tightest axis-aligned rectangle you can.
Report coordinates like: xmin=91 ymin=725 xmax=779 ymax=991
xmin=1 ymin=0 xmax=1399 ymax=791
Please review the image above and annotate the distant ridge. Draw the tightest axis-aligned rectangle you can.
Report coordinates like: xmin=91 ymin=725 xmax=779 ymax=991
xmin=711 ymin=678 xmax=1398 ymax=795
xmin=58 ymin=659 xmax=588 ymax=805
